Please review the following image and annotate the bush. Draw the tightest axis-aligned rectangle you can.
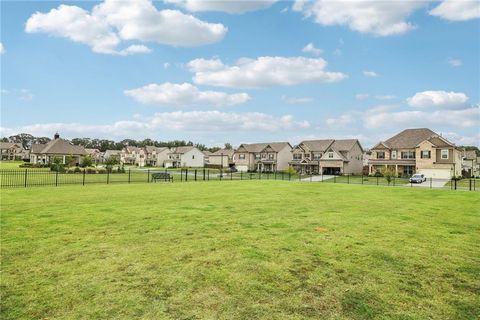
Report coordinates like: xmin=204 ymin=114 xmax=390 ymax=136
xmin=97 ymin=168 xmax=107 ymax=174
xmin=66 ymin=167 xmax=77 ymax=174
xmin=74 ymin=167 xmax=81 ymax=173
xmin=86 ymin=167 xmax=96 ymax=174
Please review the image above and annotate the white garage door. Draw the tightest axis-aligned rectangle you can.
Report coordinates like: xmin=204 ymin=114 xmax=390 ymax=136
xmin=236 ymin=165 xmax=249 ymax=172
xmin=418 ymin=169 xmax=451 ymax=179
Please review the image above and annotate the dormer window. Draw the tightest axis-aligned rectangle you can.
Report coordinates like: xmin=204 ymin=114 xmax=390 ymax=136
xmin=391 ymin=150 xmax=397 ymax=159
xmin=328 ymin=152 xmax=334 ymax=158
xmin=377 ymin=151 xmax=385 ymax=159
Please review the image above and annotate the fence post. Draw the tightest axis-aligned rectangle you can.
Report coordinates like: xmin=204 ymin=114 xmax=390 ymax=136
xmin=55 ymin=170 xmax=59 ymax=187
xmin=241 ymin=171 xmax=243 ymax=180
xmin=185 ymin=168 xmax=188 ymax=181
xmin=347 ymin=175 xmax=349 ymax=184
xmin=231 ymin=171 xmax=233 ymax=180
xmin=83 ymin=169 xmax=86 ymax=185
xmin=454 ymin=179 xmax=457 ymax=190
xmin=362 ymin=174 xmax=364 ymax=184
xmin=107 ymin=169 xmax=110 ymax=184
xmin=376 ymin=176 xmax=379 ymax=186
xmin=430 ymin=177 xmax=432 ymax=189
xmin=469 ymin=179 xmax=472 ymax=191
xmin=259 ymin=170 xmax=261 ymax=180
xmin=208 ymin=170 xmax=210 ymax=181
xmin=195 ymin=169 xmax=197 ymax=181
xmin=128 ymin=169 xmax=131 ymax=184
xmin=203 ymin=168 xmax=205 ymax=181
xmin=310 ymin=173 xmax=312 ymax=182
xmin=24 ymin=169 xmax=27 ymax=188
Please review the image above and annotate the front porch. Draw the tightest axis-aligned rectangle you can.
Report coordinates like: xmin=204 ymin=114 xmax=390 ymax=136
xmin=369 ymin=163 xmax=415 ymax=177
xmin=256 ymin=161 xmax=276 ymax=172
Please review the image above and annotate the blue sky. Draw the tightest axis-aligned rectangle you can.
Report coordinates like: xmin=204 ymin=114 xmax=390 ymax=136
xmin=1 ymin=0 xmax=479 ymax=147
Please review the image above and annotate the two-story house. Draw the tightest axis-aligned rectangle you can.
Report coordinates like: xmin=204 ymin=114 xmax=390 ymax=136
xmin=233 ymin=142 xmax=292 ymax=172
xmin=164 ymin=146 xmax=204 ymax=168
xmin=0 ymin=142 xmax=25 ymax=160
xmin=462 ymin=150 xmax=479 ymax=178
xmin=368 ymin=128 xmax=462 ymax=178
xmin=289 ymin=139 xmax=364 ymax=175
xmin=120 ymin=146 xmax=146 ymax=167
xmin=144 ymin=146 xmax=170 ymax=167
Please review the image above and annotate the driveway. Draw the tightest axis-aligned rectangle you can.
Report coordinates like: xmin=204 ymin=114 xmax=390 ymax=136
xmin=301 ymin=175 xmax=336 ymax=182
xmin=405 ymin=179 xmax=448 ymax=188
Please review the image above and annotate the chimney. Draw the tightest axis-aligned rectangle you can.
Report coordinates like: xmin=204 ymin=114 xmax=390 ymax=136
xmin=54 ymin=132 xmax=60 ymax=139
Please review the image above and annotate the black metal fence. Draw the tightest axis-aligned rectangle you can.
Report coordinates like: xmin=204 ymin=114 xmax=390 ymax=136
xmin=0 ymin=169 xmax=478 ymax=191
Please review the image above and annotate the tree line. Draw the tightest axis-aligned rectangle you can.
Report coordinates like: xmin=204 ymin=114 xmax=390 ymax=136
xmin=1 ymin=133 xmax=233 ymax=153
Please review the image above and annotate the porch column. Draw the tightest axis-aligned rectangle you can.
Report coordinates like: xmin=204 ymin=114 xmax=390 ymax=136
xmin=63 ymin=155 xmax=66 ymax=165
xmin=395 ymin=165 xmax=398 ymax=176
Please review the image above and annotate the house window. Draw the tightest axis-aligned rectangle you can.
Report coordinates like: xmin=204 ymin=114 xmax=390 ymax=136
xmin=403 ymin=166 xmax=414 ymax=176
xmin=401 ymin=151 xmax=415 ymax=159
xmin=313 ymin=153 xmax=321 ymax=160
xmin=421 ymin=150 xmax=431 ymax=159
xmin=441 ymin=149 xmax=449 ymax=159
xmin=192 ymin=155 xmax=195 ymax=159
xmin=377 ymin=151 xmax=385 ymax=159
xmin=239 ymin=154 xmax=245 ymax=160
xmin=328 ymin=152 xmax=334 ymax=158
xmin=255 ymin=154 xmax=260 ymax=159
xmin=269 ymin=154 xmax=274 ymax=160
xmin=293 ymin=153 xmax=302 ymax=160
xmin=391 ymin=150 xmax=397 ymax=159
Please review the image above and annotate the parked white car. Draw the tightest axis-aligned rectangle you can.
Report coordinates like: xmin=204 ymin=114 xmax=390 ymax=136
xmin=409 ymin=174 xmax=426 ymax=184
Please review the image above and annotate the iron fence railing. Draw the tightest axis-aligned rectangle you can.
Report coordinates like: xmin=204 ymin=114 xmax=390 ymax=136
xmin=0 ymin=169 xmax=478 ymax=191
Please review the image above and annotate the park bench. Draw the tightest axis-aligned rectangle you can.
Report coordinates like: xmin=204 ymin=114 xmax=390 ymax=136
xmin=151 ymin=172 xmax=173 ymax=182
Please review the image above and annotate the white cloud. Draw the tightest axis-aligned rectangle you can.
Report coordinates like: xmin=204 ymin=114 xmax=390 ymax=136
xmin=1 ymin=111 xmax=310 ymax=138
xmin=292 ymin=0 xmax=425 ymax=36
xmin=19 ymin=89 xmax=34 ymax=102
xmin=124 ymin=82 xmax=250 ymax=107
xmin=0 ymin=43 xmax=5 ymax=54
xmin=25 ymin=0 xmax=227 ymax=55
xmin=363 ymin=70 xmax=378 ymax=77
xmin=164 ymin=0 xmax=277 ymax=14
xmin=364 ymin=106 xmax=480 ymax=129
xmin=375 ymin=95 xmax=396 ymax=100
xmin=406 ymin=90 xmax=469 ymax=109
xmin=326 ymin=114 xmax=354 ymax=127
xmin=448 ymin=58 xmax=462 ymax=67
xmin=355 ymin=93 xmax=370 ymax=100
xmin=281 ymin=7 xmax=289 ymax=13
xmin=302 ymin=42 xmax=323 ymax=56
xmin=442 ymin=132 xmax=480 ymax=146
xmin=282 ymin=95 xmax=313 ymax=104
xmin=187 ymin=58 xmax=225 ymax=72
xmin=429 ymin=0 xmax=480 ymax=21
xmin=189 ymin=56 xmax=347 ymax=88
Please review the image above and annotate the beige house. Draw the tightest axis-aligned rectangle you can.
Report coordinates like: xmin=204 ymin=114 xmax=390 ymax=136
xmin=369 ymin=128 xmax=462 ymax=178
xmin=0 ymin=142 xmax=25 ymax=160
xmin=120 ymin=146 xmax=146 ymax=166
xmin=103 ymin=150 xmax=121 ymax=163
xmin=30 ymin=133 xmax=86 ymax=165
xmin=144 ymin=146 xmax=170 ymax=166
xmin=164 ymin=146 xmax=204 ymax=168
xmin=233 ymin=142 xmax=292 ymax=172
xmin=462 ymin=150 xmax=479 ymax=178
xmin=289 ymin=139 xmax=364 ymax=175
xmin=208 ymin=149 xmax=234 ymax=168
xmin=85 ymin=148 xmax=102 ymax=164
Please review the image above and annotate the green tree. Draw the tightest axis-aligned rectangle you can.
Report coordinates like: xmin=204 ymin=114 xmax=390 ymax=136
xmin=224 ymin=143 xmax=233 ymax=150
xmin=80 ymin=155 xmax=93 ymax=168
xmin=381 ymin=167 xmax=396 ymax=185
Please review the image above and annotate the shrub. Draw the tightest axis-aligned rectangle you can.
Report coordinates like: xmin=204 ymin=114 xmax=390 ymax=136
xmin=381 ymin=167 xmax=396 ymax=185
xmin=74 ymin=167 xmax=81 ymax=173
xmin=97 ymin=168 xmax=107 ymax=174
xmin=66 ymin=167 xmax=77 ymax=174
xmin=80 ymin=155 xmax=93 ymax=168
xmin=86 ymin=167 xmax=96 ymax=174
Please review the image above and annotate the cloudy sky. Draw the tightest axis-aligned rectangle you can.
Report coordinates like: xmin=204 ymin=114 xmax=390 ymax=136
xmin=1 ymin=0 xmax=479 ymax=147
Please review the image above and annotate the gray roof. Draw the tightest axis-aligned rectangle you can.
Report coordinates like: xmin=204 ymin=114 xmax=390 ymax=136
xmin=212 ymin=149 xmax=234 ymax=157
xmin=0 ymin=142 xmax=22 ymax=150
xmin=104 ymin=150 xmax=121 ymax=158
xmin=300 ymin=140 xmax=335 ymax=152
xmin=31 ymin=138 xmax=86 ymax=155
xmin=144 ymin=146 xmax=169 ymax=153
xmin=330 ymin=139 xmax=361 ymax=152
xmin=382 ymin=128 xmax=437 ymax=149
xmin=170 ymin=146 xmax=196 ymax=154
xmin=237 ymin=142 xmax=290 ymax=153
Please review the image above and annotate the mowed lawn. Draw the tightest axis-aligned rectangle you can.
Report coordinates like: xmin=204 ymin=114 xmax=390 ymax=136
xmin=1 ymin=182 xmax=479 ymax=319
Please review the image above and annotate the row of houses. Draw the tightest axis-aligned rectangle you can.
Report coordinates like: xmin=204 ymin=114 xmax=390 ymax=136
xmin=3 ymin=129 xmax=479 ymax=178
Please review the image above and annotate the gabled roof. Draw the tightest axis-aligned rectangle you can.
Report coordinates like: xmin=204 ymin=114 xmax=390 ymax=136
xmin=424 ymin=135 xmax=455 ymax=148
xmin=85 ymin=148 xmax=100 ymax=154
xmin=31 ymin=138 xmax=86 ymax=155
xmin=236 ymin=142 xmax=291 ymax=153
xmin=0 ymin=142 xmax=23 ymax=149
xmin=330 ymin=139 xmax=362 ymax=152
xmin=212 ymin=149 xmax=234 ymax=157
xmin=170 ymin=146 xmax=196 ymax=154
xmin=382 ymin=128 xmax=437 ymax=149
xmin=300 ymin=139 xmax=334 ymax=152
xmin=104 ymin=150 xmax=121 ymax=157
xmin=145 ymin=146 xmax=169 ymax=153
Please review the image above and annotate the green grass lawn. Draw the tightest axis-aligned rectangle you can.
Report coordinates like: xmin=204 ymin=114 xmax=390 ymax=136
xmin=0 ymin=161 xmax=26 ymax=169
xmin=1 ymin=181 xmax=479 ymax=319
